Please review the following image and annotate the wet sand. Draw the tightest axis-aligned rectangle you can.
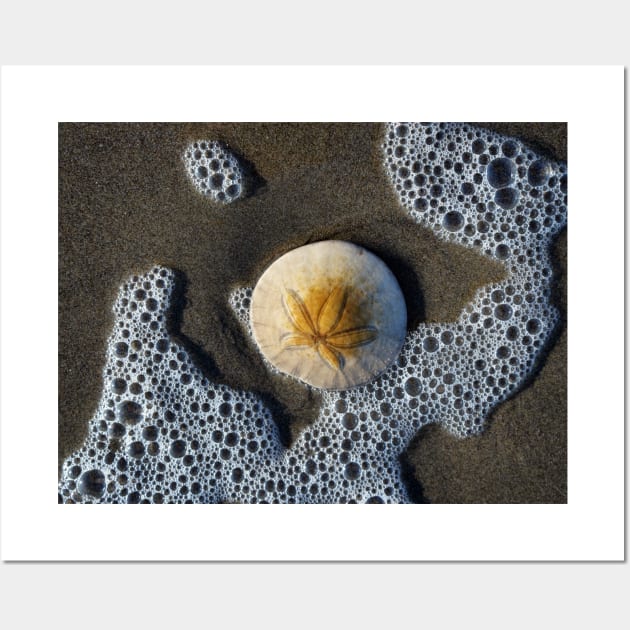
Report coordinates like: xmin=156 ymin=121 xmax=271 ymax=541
xmin=58 ymin=122 xmax=566 ymax=502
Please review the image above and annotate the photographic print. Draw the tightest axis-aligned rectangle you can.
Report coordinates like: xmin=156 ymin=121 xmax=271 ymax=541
xmin=58 ymin=122 xmax=567 ymax=505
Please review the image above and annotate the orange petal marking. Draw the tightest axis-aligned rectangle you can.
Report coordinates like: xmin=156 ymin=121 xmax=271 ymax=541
xmin=316 ymin=286 xmax=348 ymax=336
xmin=317 ymin=343 xmax=344 ymax=371
xmin=281 ymin=332 xmax=313 ymax=349
xmin=283 ymin=289 xmax=316 ymax=335
xmin=327 ymin=326 xmax=378 ymax=349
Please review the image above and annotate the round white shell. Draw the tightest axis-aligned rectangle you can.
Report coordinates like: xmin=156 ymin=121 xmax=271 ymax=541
xmin=250 ymin=240 xmax=407 ymax=389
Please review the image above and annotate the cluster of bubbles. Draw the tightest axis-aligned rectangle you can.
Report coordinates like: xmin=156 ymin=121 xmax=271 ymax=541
xmin=183 ymin=140 xmax=244 ymax=203
xmin=383 ymin=123 xmax=566 ymax=258
xmin=380 ymin=122 xmax=567 ymax=436
xmin=59 ymin=123 xmax=566 ymax=503
xmin=59 ymin=267 xmax=283 ymax=503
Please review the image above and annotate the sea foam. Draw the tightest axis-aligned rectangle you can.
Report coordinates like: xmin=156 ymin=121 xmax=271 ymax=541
xmin=183 ymin=140 xmax=245 ymax=203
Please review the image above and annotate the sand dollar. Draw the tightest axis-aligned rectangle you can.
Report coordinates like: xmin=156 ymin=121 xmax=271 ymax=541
xmin=250 ymin=240 xmax=407 ymax=389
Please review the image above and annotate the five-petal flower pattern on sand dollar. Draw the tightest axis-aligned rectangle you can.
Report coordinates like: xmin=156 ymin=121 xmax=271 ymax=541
xmin=281 ymin=287 xmax=378 ymax=371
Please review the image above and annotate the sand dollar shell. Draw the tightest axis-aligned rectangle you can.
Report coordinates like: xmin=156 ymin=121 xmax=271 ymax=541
xmin=250 ymin=240 xmax=407 ymax=389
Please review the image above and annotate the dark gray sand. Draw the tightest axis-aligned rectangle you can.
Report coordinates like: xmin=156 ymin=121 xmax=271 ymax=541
xmin=58 ymin=122 xmax=566 ymax=502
